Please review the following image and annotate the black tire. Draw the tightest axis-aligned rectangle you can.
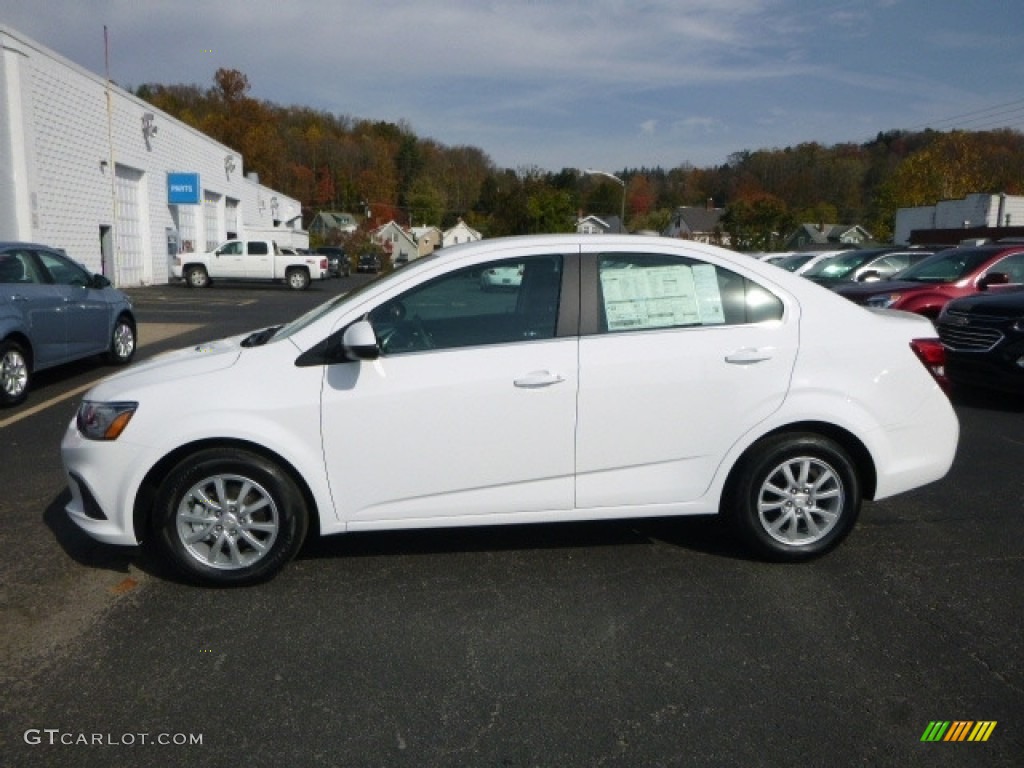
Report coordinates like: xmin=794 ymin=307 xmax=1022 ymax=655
xmin=286 ymin=268 xmax=310 ymax=291
xmin=106 ymin=315 xmax=136 ymax=365
xmin=153 ymin=447 xmax=309 ymax=586
xmin=186 ymin=266 xmax=209 ymax=288
xmin=0 ymin=339 xmax=30 ymax=407
xmin=725 ymin=433 xmax=860 ymax=561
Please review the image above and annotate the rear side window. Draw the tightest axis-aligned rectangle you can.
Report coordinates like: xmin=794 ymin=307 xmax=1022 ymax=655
xmin=0 ymin=250 xmax=41 ymax=284
xmin=597 ymin=253 xmax=783 ymax=332
xmin=247 ymin=241 xmax=269 ymax=256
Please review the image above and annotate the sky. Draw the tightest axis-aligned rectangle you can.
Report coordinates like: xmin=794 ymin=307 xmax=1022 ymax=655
xmin=3 ymin=0 xmax=1024 ymax=172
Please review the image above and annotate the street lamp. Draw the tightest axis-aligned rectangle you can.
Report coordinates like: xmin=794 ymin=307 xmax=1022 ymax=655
xmin=584 ymin=168 xmax=626 ymax=232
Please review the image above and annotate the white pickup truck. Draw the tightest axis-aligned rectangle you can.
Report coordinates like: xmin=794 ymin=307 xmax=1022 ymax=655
xmin=172 ymin=239 xmax=328 ymax=290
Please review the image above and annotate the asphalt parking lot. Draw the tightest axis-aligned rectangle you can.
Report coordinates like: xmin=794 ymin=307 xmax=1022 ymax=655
xmin=1 ymin=278 xmax=1022 ymax=767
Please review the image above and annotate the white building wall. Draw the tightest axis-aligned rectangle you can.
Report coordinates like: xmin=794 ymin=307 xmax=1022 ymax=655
xmin=933 ymin=193 xmax=994 ymax=230
xmin=894 ymin=194 xmax=1024 ymax=244
xmin=893 ymin=206 xmax=936 ymax=245
xmin=996 ymin=194 xmax=1024 ymax=228
xmin=0 ymin=24 xmax=305 ymax=286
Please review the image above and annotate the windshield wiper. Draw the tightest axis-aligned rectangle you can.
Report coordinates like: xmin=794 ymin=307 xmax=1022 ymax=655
xmin=241 ymin=325 xmax=284 ymax=348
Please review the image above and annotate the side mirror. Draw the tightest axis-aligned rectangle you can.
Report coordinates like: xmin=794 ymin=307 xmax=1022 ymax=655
xmin=978 ymin=272 xmax=1009 ymax=290
xmin=857 ymin=270 xmax=880 ymax=282
xmin=91 ymin=274 xmax=111 ymax=289
xmin=342 ymin=320 xmax=380 ymax=360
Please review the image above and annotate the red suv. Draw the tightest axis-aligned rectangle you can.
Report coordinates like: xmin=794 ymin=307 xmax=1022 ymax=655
xmin=834 ymin=243 xmax=1024 ymax=317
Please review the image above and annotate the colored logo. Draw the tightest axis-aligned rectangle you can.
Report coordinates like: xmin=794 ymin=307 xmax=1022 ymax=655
xmin=921 ymin=721 xmax=997 ymax=742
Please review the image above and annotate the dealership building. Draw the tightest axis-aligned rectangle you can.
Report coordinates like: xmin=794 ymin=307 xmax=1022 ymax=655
xmin=0 ymin=24 xmax=306 ymax=287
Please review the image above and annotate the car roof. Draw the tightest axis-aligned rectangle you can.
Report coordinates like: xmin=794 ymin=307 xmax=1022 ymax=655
xmin=0 ymin=241 xmax=63 ymax=251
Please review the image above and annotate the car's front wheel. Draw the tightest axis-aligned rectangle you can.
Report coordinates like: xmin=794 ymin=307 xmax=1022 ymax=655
xmin=186 ymin=266 xmax=209 ymax=288
xmin=726 ymin=433 xmax=860 ymax=561
xmin=106 ymin=315 xmax=136 ymax=365
xmin=0 ymin=339 xmax=30 ymax=407
xmin=153 ymin=448 xmax=309 ymax=586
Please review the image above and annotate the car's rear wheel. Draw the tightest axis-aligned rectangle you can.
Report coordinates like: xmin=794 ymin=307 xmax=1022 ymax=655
xmin=186 ymin=266 xmax=209 ymax=288
xmin=0 ymin=339 xmax=30 ymax=406
xmin=286 ymin=268 xmax=310 ymax=291
xmin=726 ymin=433 xmax=860 ymax=561
xmin=153 ymin=448 xmax=309 ymax=586
xmin=106 ymin=315 xmax=136 ymax=365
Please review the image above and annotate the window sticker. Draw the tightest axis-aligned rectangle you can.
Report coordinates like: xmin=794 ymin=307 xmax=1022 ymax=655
xmin=600 ymin=263 xmax=725 ymax=330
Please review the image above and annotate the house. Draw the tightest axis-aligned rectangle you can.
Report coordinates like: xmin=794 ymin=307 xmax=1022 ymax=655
xmin=663 ymin=206 xmax=728 ymax=245
xmin=309 ymin=211 xmax=358 ymax=239
xmin=442 ymin=219 xmax=482 ymax=247
xmin=576 ymin=215 xmax=624 ymax=235
xmin=372 ymin=220 xmax=418 ymax=265
xmin=410 ymin=225 xmax=443 ymax=258
xmin=783 ymin=223 xmax=873 ymax=252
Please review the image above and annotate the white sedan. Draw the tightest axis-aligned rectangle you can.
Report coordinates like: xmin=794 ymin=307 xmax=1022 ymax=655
xmin=62 ymin=235 xmax=959 ymax=586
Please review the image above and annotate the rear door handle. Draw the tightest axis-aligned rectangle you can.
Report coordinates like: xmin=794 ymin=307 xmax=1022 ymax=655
xmin=725 ymin=348 xmax=773 ymax=365
xmin=514 ymin=370 xmax=565 ymax=388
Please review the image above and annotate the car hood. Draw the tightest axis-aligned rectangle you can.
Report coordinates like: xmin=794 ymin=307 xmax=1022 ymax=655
xmin=85 ymin=333 xmax=246 ymax=400
xmin=944 ymin=290 xmax=1024 ymax=316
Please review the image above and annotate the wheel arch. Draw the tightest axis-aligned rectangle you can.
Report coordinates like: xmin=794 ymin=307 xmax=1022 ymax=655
xmin=1 ymin=331 xmax=34 ymax=369
xmin=723 ymin=420 xmax=878 ymax=503
xmin=114 ymin=310 xmax=137 ymax=333
xmin=133 ymin=437 xmax=321 ymax=544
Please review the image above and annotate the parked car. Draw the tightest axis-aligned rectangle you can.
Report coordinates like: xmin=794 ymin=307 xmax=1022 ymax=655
xmin=479 ymin=263 xmax=524 ymax=291
xmin=357 ymin=253 xmax=381 ymax=273
xmin=753 ymin=252 xmax=795 ymax=263
xmin=936 ymin=289 xmax=1024 ymax=394
xmin=314 ymin=246 xmax=350 ymax=278
xmin=834 ymin=244 xmax=1024 ymax=317
xmin=802 ymin=247 xmax=937 ymax=287
xmin=172 ymin=239 xmax=328 ymax=290
xmin=1 ymin=242 xmax=135 ymax=406
xmin=62 ymin=234 xmax=957 ymax=586
xmin=771 ymin=251 xmax=842 ymax=275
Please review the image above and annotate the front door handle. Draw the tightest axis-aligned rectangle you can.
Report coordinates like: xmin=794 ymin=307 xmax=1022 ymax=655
xmin=725 ymin=348 xmax=773 ymax=365
xmin=514 ymin=370 xmax=565 ymax=388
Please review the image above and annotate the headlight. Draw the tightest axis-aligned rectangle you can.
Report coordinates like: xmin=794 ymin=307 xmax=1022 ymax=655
xmin=76 ymin=401 xmax=138 ymax=441
xmin=866 ymin=294 xmax=901 ymax=308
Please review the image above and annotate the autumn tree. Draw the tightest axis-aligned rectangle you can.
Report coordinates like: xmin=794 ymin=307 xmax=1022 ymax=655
xmin=722 ymin=193 xmax=794 ymax=252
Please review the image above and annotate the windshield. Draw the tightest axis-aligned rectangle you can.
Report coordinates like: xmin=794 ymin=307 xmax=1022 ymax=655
xmin=775 ymin=254 xmax=813 ymax=272
xmin=893 ymin=248 xmax=994 ymax=283
xmin=803 ymin=251 xmax=872 ymax=278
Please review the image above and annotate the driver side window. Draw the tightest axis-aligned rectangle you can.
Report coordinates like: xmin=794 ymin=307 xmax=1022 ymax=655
xmin=368 ymin=255 xmax=563 ymax=354
xmin=35 ymin=250 xmax=90 ymax=286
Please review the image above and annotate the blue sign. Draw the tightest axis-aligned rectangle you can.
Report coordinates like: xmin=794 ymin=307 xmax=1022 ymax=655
xmin=167 ymin=173 xmax=201 ymax=204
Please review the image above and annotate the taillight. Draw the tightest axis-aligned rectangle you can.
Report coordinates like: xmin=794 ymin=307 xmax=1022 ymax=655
xmin=910 ymin=338 xmax=950 ymax=395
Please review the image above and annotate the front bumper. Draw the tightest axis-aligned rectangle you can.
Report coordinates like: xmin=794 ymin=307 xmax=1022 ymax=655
xmin=61 ymin=421 xmax=145 ymax=547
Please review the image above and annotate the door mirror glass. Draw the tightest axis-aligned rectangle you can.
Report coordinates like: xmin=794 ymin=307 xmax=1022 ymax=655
xmin=978 ymin=272 xmax=1009 ymax=290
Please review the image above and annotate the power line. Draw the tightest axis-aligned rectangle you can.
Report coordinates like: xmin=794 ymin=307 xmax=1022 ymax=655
xmin=904 ymin=97 xmax=1024 ymax=133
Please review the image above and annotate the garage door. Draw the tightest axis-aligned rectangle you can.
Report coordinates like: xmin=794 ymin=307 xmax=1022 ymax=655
xmin=114 ymin=165 xmax=146 ymax=286
xmin=204 ymin=191 xmax=222 ymax=251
